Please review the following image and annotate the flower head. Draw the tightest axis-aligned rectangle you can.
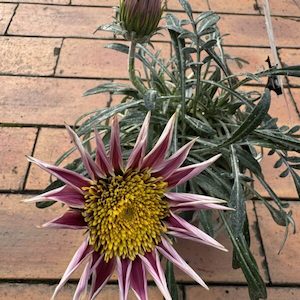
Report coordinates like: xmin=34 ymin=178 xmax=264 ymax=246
xmin=26 ymin=112 xmax=230 ymax=300
xmin=119 ymin=0 xmax=163 ymax=41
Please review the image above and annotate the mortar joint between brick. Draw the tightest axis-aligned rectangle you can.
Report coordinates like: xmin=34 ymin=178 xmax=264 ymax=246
xmin=252 ymin=200 xmax=272 ymax=284
xmin=4 ymin=3 xmax=19 ymax=36
xmin=22 ymin=127 xmax=41 ymax=191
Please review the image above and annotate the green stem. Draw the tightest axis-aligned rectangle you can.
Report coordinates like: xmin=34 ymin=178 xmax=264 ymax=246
xmin=128 ymin=38 xmax=147 ymax=95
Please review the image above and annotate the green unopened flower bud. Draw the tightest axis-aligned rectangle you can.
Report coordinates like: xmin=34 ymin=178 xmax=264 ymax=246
xmin=119 ymin=0 xmax=163 ymax=41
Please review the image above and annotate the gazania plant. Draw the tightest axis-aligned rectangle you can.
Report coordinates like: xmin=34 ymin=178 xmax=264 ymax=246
xmin=27 ymin=0 xmax=300 ymax=299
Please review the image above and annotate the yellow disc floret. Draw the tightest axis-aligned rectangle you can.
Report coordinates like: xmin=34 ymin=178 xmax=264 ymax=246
xmin=82 ymin=169 xmax=169 ymax=261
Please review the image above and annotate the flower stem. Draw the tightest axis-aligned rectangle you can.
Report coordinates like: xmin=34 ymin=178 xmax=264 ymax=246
xmin=128 ymin=38 xmax=147 ymax=95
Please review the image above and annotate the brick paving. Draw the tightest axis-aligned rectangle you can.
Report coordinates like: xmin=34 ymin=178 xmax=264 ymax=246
xmin=0 ymin=0 xmax=300 ymax=299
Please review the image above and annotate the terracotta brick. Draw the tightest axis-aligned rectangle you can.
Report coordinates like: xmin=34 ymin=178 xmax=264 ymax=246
xmin=0 ymin=4 xmax=17 ymax=34
xmin=0 ymin=0 xmax=69 ymax=4
xmin=186 ymin=286 xmax=300 ymax=300
xmin=71 ymin=0 xmax=118 ymax=6
xmin=167 ymin=0 xmax=208 ymax=11
xmin=56 ymin=38 xmax=171 ymax=79
xmin=257 ymin=0 xmax=300 ymax=17
xmin=289 ymin=88 xmax=300 ymax=117
xmin=0 ymin=76 xmax=109 ymax=125
xmin=256 ymin=202 xmax=300 ymax=284
xmin=0 ymin=283 xmax=162 ymax=299
xmin=219 ymin=15 xmax=300 ymax=47
xmin=0 ymin=128 xmax=37 ymax=190
xmin=224 ymin=46 xmax=271 ymax=85
xmin=26 ymin=128 xmax=79 ymax=190
xmin=174 ymin=202 xmax=268 ymax=283
xmin=279 ymin=48 xmax=300 ymax=87
xmin=209 ymin=0 xmax=260 ymax=14
xmin=0 ymin=37 xmax=61 ymax=76
xmin=8 ymin=4 xmax=113 ymax=38
xmin=0 ymin=193 xmax=87 ymax=278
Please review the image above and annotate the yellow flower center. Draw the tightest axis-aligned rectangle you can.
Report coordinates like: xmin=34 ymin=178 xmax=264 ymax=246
xmin=82 ymin=169 xmax=169 ymax=261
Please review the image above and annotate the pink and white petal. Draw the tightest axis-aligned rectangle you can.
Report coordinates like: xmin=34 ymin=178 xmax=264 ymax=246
xmin=166 ymin=154 xmax=221 ymax=187
xmin=110 ymin=116 xmax=123 ymax=172
xmin=165 ymin=192 xmax=226 ymax=204
xmin=51 ymin=238 xmax=93 ymax=300
xmin=157 ymin=237 xmax=208 ymax=290
xmin=165 ymin=213 xmax=226 ymax=251
xmin=126 ymin=112 xmax=151 ymax=171
xmin=139 ymin=250 xmax=171 ymax=300
xmin=169 ymin=201 xmax=233 ymax=212
xmin=24 ymin=185 xmax=84 ymax=208
xmin=66 ymin=125 xmax=102 ymax=180
xmin=117 ymin=258 xmax=132 ymax=300
xmin=94 ymin=129 xmax=114 ymax=176
xmin=90 ymin=257 xmax=116 ymax=300
xmin=152 ymin=139 xmax=196 ymax=178
xmin=165 ymin=192 xmax=230 ymax=212
xmin=73 ymin=258 xmax=93 ymax=300
xmin=27 ymin=156 xmax=90 ymax=193
xmin=130 ymin=257 xmax=148 ymax=300
xmin=141 ymin=114 xmax=176 ymax=170
xmin=42 ymin=210 xmax=87 ymax=229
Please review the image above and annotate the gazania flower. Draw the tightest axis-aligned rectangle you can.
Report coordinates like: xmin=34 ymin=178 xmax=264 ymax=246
xmin=26 ymin=112 xmax=230 ymax=300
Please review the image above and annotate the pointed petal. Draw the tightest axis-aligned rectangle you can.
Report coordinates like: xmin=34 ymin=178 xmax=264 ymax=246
xmin=169 ymin=202 xmax=233 ymax=212
xmin=73 ymin=258 xmax=92 ymax=300
xmin=165 ymin=192 xmax=227 ymax=203
xmin=90 ymin=257 xmax=115 ymax=300
xmin=126 ymin=112 xmax=151 ymax=171
xmin=110 ymin=116 xmax=123 ymax=172
xmin=166 ymin=154 xmax=221 ymax=187
xmin=165 ymin=192 xmax=230 ymax=212
xmin=42 ymin=210 xmax=86 ymax=229
xmin=139 ymin=250 xmax=171 ymax=300
xmin=130 ymin=257 xmax=148 ymax=300
xmin=66 ymin=125 xmax=101 ymax=180
xmin=165 ymin=213 xmax=226 ymax=251
xmin=152 ymin=139 xmax=196 ymax=178
xmin=24 ymin=185 xmax=84 ymax=208
xmin=51 ymin=238 xmax=93 ymax=300
xmin=27 ymin=156 xmax=90 ymax=193
xmin=117 ymin=258 xmax=132 ymax=300
xmin=157 ymin=237 xmax=208 ymax=290
xmin=141 ymin=114 xmax=176 ymax=170
xmin=94 ymin=129 xmax=114 ymax=176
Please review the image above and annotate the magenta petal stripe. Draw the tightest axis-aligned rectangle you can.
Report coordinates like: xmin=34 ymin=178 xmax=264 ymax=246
xmin=152 ymin=138 xmax=196 ymax=178
xmin=110 ymin=116 xmax=123 ymax=172
xmin=130 ymin=257 xmax=148 ymax=300
xmin=126 ymin=112 xmax=151 ymax=171
xmin=94 ymin=129 xmax=114 ymax=176
xmin=66 ymin=125 xmax=102 ymax=180
xmin=117 ymin=258 xmax=132 ymax=300
xmin=139 ymin=250 xmax=171 ymax=300
xmin=141 ymin=113 xmax=176 ymax=170
xmin=157 ymin=237 xmax=209 ymax=289
xmin=27 ymin=156 xmax=90 ymax=193
xmin=166 ymin=213 xmax=226 ymax=251
xmin=51 ymin=238 xmax=93 ymax=300
xmin=90 ymin=257 xmax=116 ymax=300
xmin=73 ymin=258 xmax=93 ymax=300
xmin=166 ymin=154 xmax=222 ymax=187
xmin=24 ymin=185 xmax=84 ymax=208
xmin=42 ymin=210 xmax=86 ymax=229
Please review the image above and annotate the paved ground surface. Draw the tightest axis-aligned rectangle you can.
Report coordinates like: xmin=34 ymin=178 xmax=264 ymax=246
xmin=1 ymin=0 xmax=300 ymax=299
